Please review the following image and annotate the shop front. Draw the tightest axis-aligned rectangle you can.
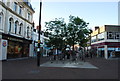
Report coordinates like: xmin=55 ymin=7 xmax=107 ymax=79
xmin=2 ymin=33 xmax=32 ymax=59
xmin=91 ymin=42 xmax=120 ymax=59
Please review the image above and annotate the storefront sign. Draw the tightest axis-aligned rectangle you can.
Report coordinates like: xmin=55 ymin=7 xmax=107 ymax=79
xmin=2 ymin=34 xmax=32 ymax=44
xmin=2 ymin=41 xmax=7 ymax=47
xmin=8 ymin=37 xmax=23 ymax=42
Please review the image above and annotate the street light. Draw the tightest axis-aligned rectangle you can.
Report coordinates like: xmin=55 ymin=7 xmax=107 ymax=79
xmin=37 ymin=0 xmax=42 ymax=67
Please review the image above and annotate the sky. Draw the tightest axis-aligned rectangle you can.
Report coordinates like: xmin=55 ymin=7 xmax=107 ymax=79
xmin=31 ymin=0 xmax=118 ymax=30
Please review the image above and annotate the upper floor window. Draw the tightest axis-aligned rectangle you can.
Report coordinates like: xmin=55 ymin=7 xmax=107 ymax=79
xmin=15 ymin=21 xmax=18 ymax=34
xmin=115 ymin=32 xmax=120 ymax=39
xmin=19 ymin=6 xmax=22 ymax=15
xmin=0 ymin=12 xmax=4 ymax=31
xmin=19 ymin=23 xmax=23 ymax=35
xmin=27 ymin=12 xmax=31 ymax=21
xmin=31 ymin=27 xmax=33 ymax=32
xmin=98 ymin=32 xmax=104 ymax=41
xmin=107 ymin=32 xmax=120 ymax=40
xmin=9 ymin=18 xmax=14 ymax=32
xmin=2 ymin=0 xmax=7 ymax=4
xmin=0 ymin=14 xmax=2 ymax=30
xmin=91 ymin=36 xmax=96 ymax=43
xmin=107 ymin=32 xmax=115 ymax=39
xmin=14 ymin=2 xmax=17 ymax=12
xmin=27 ymin=26 xmax=29 ymax=38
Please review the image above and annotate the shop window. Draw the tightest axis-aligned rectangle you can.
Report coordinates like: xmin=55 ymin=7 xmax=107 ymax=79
xmin=7 ymin=41 xmax=28 ymax=58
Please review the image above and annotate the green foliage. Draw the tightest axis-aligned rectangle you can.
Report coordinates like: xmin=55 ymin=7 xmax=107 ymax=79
xmin=45 ymin=18 xmax=66 ymax=49
xmin=44 ymin=15 xmax=92 ymax=50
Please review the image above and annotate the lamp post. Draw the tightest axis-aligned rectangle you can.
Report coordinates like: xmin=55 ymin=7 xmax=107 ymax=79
xmin=37 ymin=0 xmax=42 ymax=67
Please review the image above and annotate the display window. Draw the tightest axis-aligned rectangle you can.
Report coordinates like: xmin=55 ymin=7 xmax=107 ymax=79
xmin=7 ymin=41 xmax=29 ymax=59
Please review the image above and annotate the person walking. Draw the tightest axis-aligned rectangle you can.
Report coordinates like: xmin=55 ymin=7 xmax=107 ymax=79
xmin=53 ymin=48 xmax=57 ymax=60
xmin=79 ymin=47 xmax=85 ymax=62
xmin=71 ymin=50 xmax=76 ymax=61
xmin=61 ymin=48 xmax=66 ymax=60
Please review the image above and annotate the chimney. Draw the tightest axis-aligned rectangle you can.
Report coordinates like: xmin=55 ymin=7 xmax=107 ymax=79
xmin=95 ymin=26 xmax=99 ymax=30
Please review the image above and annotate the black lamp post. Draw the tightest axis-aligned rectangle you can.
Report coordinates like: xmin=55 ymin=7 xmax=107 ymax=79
xmin=37 ymin=0 xmax=42 ymax=67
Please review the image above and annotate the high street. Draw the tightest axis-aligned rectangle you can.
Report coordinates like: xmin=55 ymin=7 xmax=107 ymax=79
xmin=2 ymin=57 xmax=119 ymax=80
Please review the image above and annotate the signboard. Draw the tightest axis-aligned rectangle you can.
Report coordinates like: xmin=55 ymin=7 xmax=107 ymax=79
xmin=2 ymin=41 xmax=7 ymax=47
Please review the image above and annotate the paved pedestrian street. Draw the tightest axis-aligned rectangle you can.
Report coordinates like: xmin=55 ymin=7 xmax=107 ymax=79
xmin=40 ymin=60 xmax=98 ymax=69
xmin=2 ymin=57 xmax=119 ymax=80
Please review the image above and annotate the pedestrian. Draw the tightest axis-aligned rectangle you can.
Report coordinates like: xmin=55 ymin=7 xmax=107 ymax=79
xmin=71 ymin=50 xmax=76 ymax=61
xmin=57 ymin=49 xmax=62 ymax=60
xmin=53 ymin=48 xmax=57 ymax=60
xmin=62 ymin=48 xmax=66 ymax=60
xmin=90 ymin=50 xmax=92 ymax=58
xmin=79 ymin=47 xmax=85 ymax=62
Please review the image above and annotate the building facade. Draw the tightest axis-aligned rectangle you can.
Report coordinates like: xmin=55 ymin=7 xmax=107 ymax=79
xmin=0 ymin=0 xmax=35 ymax=60
xmin=91 ymin=25 xmax=120 ymax=59
xmin=31 ymin=28 xmax=50 ymax=57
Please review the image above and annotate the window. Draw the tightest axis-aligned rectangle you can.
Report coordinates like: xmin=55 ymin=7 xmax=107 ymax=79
xmin=27 ymin=13 xmax=30 ymax=20
xmin=9 ymin=18 xmax=13 ymax=32
xmin=15 ymin=21 xmax=18 ymax=34
xmin=19 ymin=6 xmax=22 ymax=15
xmin=98 ymin=32 xmax=104 ymax=41
xmin=115 ymin=32 xmax=120 ymax=39
xmin=19 ymin=23 xmax=23 ymax=35
xmin=31 ymin=27 xmax=33 ymax=32
xmin=107 ymin=32 xmax=120 ymax=39
xmin=0 ymin=12 xmax=4 ymax=30
xmin=14 ymin=2 xmax=17 ymax=12
xmin=107 ymin=32 xmax=115 ymax=39
xmin=3 ymin=0 xmax=7 ymax=4
xmin=91 ymin=36 xmax=96 ymax=43
xmin=27 ymin=26 xmax=29 ymax=38
xmin=0 ymin=14 xmax=2 ymax=29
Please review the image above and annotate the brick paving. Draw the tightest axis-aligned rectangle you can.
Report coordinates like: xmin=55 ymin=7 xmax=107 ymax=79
xmin=2 ymin=57 xmax=119 ymax=79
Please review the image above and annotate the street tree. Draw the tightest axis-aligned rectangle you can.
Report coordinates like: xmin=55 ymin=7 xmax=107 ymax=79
xmin=66 ymin=15 xmax=91 ymax=51
xmin=44 ymin=18 xmax=66 ymax=50
xmin=44 ymin=15 xmax=92 ymax=51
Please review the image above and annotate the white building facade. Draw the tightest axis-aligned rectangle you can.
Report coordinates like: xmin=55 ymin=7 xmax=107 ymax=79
xmin=31 ymin=29 xmax=50 ymax=57
xmin=0 ymin=0 xmax=35 ymax=60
